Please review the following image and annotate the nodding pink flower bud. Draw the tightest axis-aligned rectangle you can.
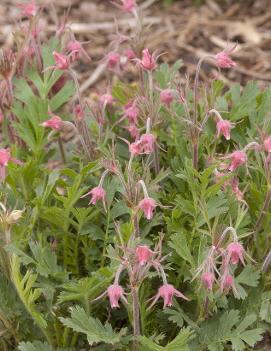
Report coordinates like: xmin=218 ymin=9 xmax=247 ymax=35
xmin=41 ymin=115 xmax=63 ymax=130
xmin=127 ymin=124 xmax=139 ymax=140
xmin=99 ymin=94 xmax=115 ymax=106
xmin=231 ymin=178 xmax=244 ymax=202
xmin=81 ymin=186 xmax=106 ymax=205
xmin=17 ymin=1 xmax=38 ymax=17
xmin=0 ymin=149 xmax=11 ymax=167
xmin=140 ymin=133 xmax=155 ymax=154
xmin=124 ymin=48 xmax=136 ymax=61
xmin=150 ymin=284 xmax=189 ymax=309
xmin=74 ymin=104 xmax=84 ymax=121
xmin=215 ymin=46 xmax=236 ymax=69
xmin=228 ymin=150 xmax=247 ymax=172
xmin=107 ymin=284 xmax=127 ymax=308
xmin=216 ymin=119 xmax=234 ymax=140
xmin=160 ymin=89 xmax=174 ymax=107
xmin=136 ymin=49 xmax=157 ymax=71
xmin=67 ymin=40 xmax=90 ymax=62
xmin=138 ymin=197 xmax=157 ymax=220
xmin=220 ymin=274 xmax=235 ymax=293
xmin=0 ymin=148 xmax=22 ymax=182
xmin=263 ymin=136 xmax=271 ymax=153
xmin=123 ymin=102 xmax=139 ymax=124
xmin=136 ymin=245 xmax=153 ymax=265
xmin=129 ymin=140 xmax=142 ymax=156
xmin=227 ymin=242 xmax=245 ymax=265
xmin=53 ymin=51 xmax=70 ymax=70
xmin=105 ymin=52 xmax=120 ymax=70
xmin=121 ymin=0 xmax=137 ymax=12
xmin=201 ymin=272 xmax=215 ymax=291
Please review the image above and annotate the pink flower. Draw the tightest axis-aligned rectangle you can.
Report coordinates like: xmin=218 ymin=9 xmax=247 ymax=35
xmin=0 ymin=148 xmax=22 ymax=182
xmin=127 ymin=124 xmax=139 ymax=140
xmin=41 ymin=115 xmax=63 ymax=130
xmin=0 ymin=149 xmax=11 ymax=167
xmin=107 ymin=284 xmax=127 ymax=308
xmin=121 ymin=0 xmax=137 ymax=12
xmin=150 ymin=284 xmax=189 ymax=309
xmin=220 ymin=274 xmax=235 ymax=293
xmin=231 ymin=178 xmax=244 ymax=202
xmin=140 ymin=133 xmax=155 ymax=154
xmin=129 ymin=140 xmax=142 ymax=156
xmin=227 ymin=242 xmax=245 ymax=265
xmin=53 ymin=51 xmax=70 ymax=70
xmin=99 ymin=94 xmax=115 ymax=106
xmin=160 ymin=89 xmax=174 ymax=107
xmin=81 ymin=186 xmax=106 ymax=205
xmin=201 ymin=272 xmax=215 ymax=291
xmin=105 ymin=52 xmax=120 ymax=70
xmin=74 ymin=105 xmax=84 ymax=121
xmin=136 ymin=49 xmax=157 ymax=71
xmin=264 ymin=136 xmax=271 ymax=153
xmin=67 ymin=40 xmax=90 ymax=62
xmin=138 ymin=197 xmax=157 ymax=220
xmin=215 ymin=46 xmax=236 ymax=69
xmin=123 ymin=102 xmax=139 ymax=124
xmin=124 ymin=48 xmax=136 ymax=61
xmin=216 ymin=119 xmax=234 ymax=140
xmin=228 ymin=150 xmax=247 ymax=172
xmin=136 ymin=245 xmax=153 ymax=265
xmin=17 ymin=1 xmax=38 ymax=17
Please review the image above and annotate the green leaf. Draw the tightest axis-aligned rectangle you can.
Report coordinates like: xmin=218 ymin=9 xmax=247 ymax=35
xmin=59 ymin=306 xmax=126 ymax=345
xmin=169 ymin=232 xmax=194 ymax=266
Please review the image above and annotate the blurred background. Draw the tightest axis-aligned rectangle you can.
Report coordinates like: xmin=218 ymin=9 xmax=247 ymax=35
xmin=1 ymin=0 xmax=271 ymax=96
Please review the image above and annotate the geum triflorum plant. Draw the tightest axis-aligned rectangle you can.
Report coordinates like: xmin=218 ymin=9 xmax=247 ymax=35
xmin=0 ymin=0 xmax=271 ymax=350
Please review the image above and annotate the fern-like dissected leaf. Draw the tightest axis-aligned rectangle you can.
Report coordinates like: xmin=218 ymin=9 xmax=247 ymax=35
xmin=10 ymin=254 xmax=47 ymax=329
xmin=139 ymin=327 xmax=192 ymax=351
xmin=192 ymin=310 xmax=264 ymax=351
xmin=59 ymin=306 xmax=126 ymax=346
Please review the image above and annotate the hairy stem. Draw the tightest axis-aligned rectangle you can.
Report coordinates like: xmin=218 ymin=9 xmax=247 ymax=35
xmin=58 ymin=137 xmax=66 ymax=163
xmin=131 ymin=286 xmax=140 ymax=350
xmin=193 ymin=142 xmax=198 ymax=169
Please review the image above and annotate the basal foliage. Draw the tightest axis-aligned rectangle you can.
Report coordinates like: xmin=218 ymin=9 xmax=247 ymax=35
xmin=0 ymin=1 xmax=270 ymax=351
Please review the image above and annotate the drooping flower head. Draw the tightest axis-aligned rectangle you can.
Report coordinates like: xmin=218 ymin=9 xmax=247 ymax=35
xmin=215 ymin=45 xmax=236 ymax=69
xmin=228 ymin=150 xmax=247 ymax=172
xmin=201 ymin=272 xmax=215 ymax=291
xmin=53 ymin=51 xmax=70 ymax=70
xmin=99 ymin=94 xmax=115 ymax=107
xmin=121 ymin=0 xmax=137 ymax=12
xmin=123 ymin=101 xmax=139 ymax=124
xmin=220 ymin=273 xmax=235 ymax=293
xmin=129 ymin=140 xmax=142 ymax=156
xmin=263 ymin=136 xmax=271 ymax=153
xmin=136 ymin=245 xmax=153 ymax=266
xmin=160 ymin=89 xmax=174 ymax=107
xmin=226 ymin=242 xmax=245 ymax=265
xmin=124 ymin=48 xmax=136 ymax=61
xmin=41 ymin=115 xmax=63 ymax=130
xmin=138 ymin=197 xmax=157 ymax=220
xmin=0 ymin=148 xmax=11 ymax=167
xmin=105 ymin=52 xmax=121 ymax=71
xmin=81 ymin=186 xmax=106 ymax=205
xmin=0 ymin=148 xmax=22 ymax=182
xmin=140 ymin=133 xmax=155 ymax=154
xmin=126 ymin=124 xmax=139 ymax=140
xmin=67 ymin=40 xmax=90 ymax=62
xmin=216 ymin=119 xmax=234 ymax=140
xmin=17 ymin=1 xmax=38 ymax=17
xmin=107 ymin=284 xmax=127 ymax=308
xmin=150 ymin=284 xmax=189 ymax=309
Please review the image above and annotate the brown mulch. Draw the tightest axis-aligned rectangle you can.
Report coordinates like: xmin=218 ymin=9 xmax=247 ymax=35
xmin=1 ymin=0 xmax=271 ymax=96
